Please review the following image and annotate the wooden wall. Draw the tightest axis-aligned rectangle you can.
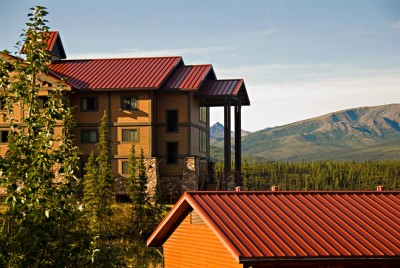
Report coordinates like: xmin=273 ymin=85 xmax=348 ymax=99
xmin=163 ymin=213 xmax=242 ymax=268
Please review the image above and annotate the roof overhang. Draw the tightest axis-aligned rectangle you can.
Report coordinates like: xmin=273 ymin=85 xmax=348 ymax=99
xmin=195 ymin=79 xmax=250 ymax=107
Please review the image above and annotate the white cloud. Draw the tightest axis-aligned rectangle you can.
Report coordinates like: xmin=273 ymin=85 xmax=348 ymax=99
xmin=252 ymin=28 xmax=277 ymax=36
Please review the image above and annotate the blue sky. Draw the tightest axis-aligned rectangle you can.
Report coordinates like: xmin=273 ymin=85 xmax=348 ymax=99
xmin=1 ymin=0 xmax=399 ymax=131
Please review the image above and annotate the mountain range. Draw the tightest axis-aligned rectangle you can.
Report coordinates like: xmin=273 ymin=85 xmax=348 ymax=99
xmin=210 ymin=103 xmax=400 ymax=162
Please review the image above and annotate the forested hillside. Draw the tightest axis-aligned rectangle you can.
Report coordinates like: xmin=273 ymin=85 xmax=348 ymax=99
xmin=214 ymin=160 xmax=400 ymax=191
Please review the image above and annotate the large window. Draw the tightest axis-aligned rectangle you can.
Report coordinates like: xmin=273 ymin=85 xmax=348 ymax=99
xmin=200 ymin=130 xmax=207 ymax=153
xmin=166 ymin=110 xmax=178 ymax=132
xmin=166 ymin=142 xmax=178 ymax=164
xmin=121 ymin=96 xmax=138 ymax=110
xmin=200 ymin=107 xmax=207 ymax=123
xmin=1 ymin=130 xmax=9 ymax=143
xmin=81 ymin=130 xmax=98 ymax=143
xmin=81 ymin=97 xmax=98 ymax=111
xmin=122 ymin=129 xmax=138 ymax=142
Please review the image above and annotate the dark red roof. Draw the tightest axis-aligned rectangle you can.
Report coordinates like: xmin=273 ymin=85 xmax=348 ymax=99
xmin=161 ymin=65 xmax=212 ymax=90
xmin=21 ymin=31 xmax=66 ymax=59
xmin=147 ymin=191 xmax=400 ymax=263
xmin=195 ymin=79 xmax=250 ymax=106
xmin=48 ymin=57 xmax=182 ymax=90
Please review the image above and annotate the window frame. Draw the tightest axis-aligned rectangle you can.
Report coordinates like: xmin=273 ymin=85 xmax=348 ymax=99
xmin=120 ymin=96 xmax=138 ymax=110
xmin=200 ymin=106 xmax=207 ymax=123
xmin=166 ymin=142 xmax=178 ymax=165
xmin=81 ymin=96 xmax=98 ymax=112
xmin=81 ymin=129 xmax=99 ymax=144
xmin=166 ymin=109 xmax=178 ymax=133
xmin=121 ymin=128 xmax=139 ymax=143
xmin=199 ymin=129 xmax=207 ymax=153
xmin=121 ymin=161 xmax=129 ymax=175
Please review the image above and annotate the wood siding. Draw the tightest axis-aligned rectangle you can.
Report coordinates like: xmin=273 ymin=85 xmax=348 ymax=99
xmin=163 ymin=214 xmax=242 ymax=268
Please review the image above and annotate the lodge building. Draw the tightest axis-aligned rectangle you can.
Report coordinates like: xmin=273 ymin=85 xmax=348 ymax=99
xmin=0 ymin=31 xmax=250 ymax=197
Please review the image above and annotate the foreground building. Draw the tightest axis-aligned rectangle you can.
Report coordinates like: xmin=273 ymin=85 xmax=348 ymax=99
xmin=147 ymin=188 xmax=400 ymax=267
xmin=0 ymin=31 xmax=250 ymax=198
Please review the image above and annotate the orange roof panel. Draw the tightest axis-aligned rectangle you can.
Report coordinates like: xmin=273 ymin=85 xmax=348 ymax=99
xmin=147 ymin=191 xmax=400 ymax=263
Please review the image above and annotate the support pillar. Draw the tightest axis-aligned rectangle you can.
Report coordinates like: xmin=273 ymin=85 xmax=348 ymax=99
xmin=234 ymin=101 xmax=242 ymax=179
xmin=224 ymin=98 xmax=231 ymax=175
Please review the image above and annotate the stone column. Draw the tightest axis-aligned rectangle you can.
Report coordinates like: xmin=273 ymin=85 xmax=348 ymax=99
xmin=182 ymin=156 xmax=198 ymax=191
xmin=145 ymin=157 xmax=158 ymax=198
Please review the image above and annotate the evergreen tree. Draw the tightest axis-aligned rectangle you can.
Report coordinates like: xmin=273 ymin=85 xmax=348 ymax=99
xmin=83 ymin=111 xmax=114 ymax=235
xmin=0 ymin=6 xmax=91 ymax=266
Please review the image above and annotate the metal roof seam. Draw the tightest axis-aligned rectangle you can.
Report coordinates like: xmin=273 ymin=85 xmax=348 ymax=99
xmin=332 ymin=194 xmax=394 ymax=255
xmin=254 ymin=195 xmax=314 ymax=257
xmin=214 ymin=195 xmax=266 ymax=257
xmin=234 ymin=194 xmax=291 ymax=256
xmin=316 ymin=195 xmax=376 ymax=255
xmin=340 ymin=194 xmax=400 ymax=251
xmin=327 ymin=194 xmax=396 ymax=255
xmin=297 ymin=194 xmax=358 ymax=255
xmin=282 ymin=194 xmax=344 ymax=256
xmin=269 ymin=194 xmax=330 ymax=256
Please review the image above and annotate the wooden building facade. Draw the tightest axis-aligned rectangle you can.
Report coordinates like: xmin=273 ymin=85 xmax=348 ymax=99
xmin=0 ymin=31 xmax=250 ymax=197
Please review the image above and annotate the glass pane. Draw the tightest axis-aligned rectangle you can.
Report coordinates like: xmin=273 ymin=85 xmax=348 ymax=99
xmin=82 ymin=98 xmax=88 ymax=110
xmin=90 ymin=131 xmax=97 ymax=142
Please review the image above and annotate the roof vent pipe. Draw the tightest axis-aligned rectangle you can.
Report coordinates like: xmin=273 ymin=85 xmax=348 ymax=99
xmin=271 ymin=186 xmax=278 ymax=191
xmin=235 ymin=186 xmax=242 ymax=192
xmin=377 ymin=186 xmax=384 ymax=192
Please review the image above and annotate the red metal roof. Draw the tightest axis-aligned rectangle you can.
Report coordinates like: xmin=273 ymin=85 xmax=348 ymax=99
xmin=195 ymin=79 xmax=250 ymax=106
xmin=48 ymin=57 xmax=182 ymax=90
xmin=147 ymin=191 xmax=400 ymax=263
xmin=21 ymin=31 xmax=66 ymax=59
xmin=161 ymin=65 xmax=212 ymax=90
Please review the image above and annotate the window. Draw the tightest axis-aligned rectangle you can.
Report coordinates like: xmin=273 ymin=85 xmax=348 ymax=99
xmin=1 ymin=130 xmax=9 ymax=143
xmin=200 ymin=130 xmax=207 ymax=153
xmin=81 ymin=130 xmax=98 ymax=143
xmin=122 ymin=161 xmax=129 ymax=175
xmin=200 ymin=107 xmax=207 ymax=123
xmin=166 ymin=110 xmax=178 ymax=132
xmin=0 ymin=98 xmax=5 ymax=110
xmin=122 ymin=129 xmax=138 ymax=142
xmin=166 ymin=142 xmax=178 ymax=164
xmin=121 ymin=96 xmax=138 ymax=110
xmin=38 ymin=96 xmax=48 ymax=109
xmin=81 ymin=97 xmax=98 ymax=111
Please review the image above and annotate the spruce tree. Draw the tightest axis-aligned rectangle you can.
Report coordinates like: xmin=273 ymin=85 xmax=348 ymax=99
xmin=83 ymin=111 xmax=114 ymax=235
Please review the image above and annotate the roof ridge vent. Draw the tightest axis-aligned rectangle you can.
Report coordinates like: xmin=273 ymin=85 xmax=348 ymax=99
xmin=377 ymin=186 xmax=385 ymax=191
xmin=271 ymin=186 xmax=278 ymax=191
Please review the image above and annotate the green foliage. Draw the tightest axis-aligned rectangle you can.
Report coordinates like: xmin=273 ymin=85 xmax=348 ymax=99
xmin=83 ymin=111 xmax=115 ymax=236
xmin=0 ymin=6 xmax=92 ymax=266
xmin=126 ymin=145 xmax=164 ymax=239
xmin=235 ymin=159 xmax=400 ymax=191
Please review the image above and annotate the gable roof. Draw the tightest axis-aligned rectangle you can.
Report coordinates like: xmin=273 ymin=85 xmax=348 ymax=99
xmin=147 ymin=190 xmax=400 ymax=263
xmin=161 ymin=64 xmax=213 ymax=91
xmin=48 ymin=57 xmax=182 ymax=90
xmin=21 ymin=31 xmax=66 ymax=59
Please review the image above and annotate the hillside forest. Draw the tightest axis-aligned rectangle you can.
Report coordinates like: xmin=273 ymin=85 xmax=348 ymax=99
xmin=215 ymin=160 xmax=400 ymax=191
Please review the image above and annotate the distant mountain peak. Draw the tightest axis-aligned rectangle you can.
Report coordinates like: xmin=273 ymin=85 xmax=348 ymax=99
xmin=210 ymin=122 xmax=252 ymax=139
